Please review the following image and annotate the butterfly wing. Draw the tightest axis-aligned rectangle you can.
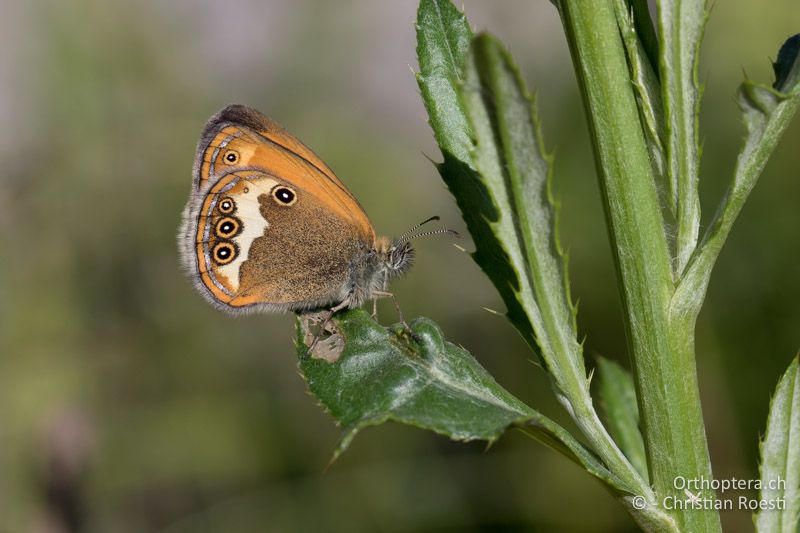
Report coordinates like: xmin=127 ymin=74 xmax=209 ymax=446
xmin=194 ymin=104 xmax=374 ymax=238
xmin=180 ymin=105 xmax=376 ymax=313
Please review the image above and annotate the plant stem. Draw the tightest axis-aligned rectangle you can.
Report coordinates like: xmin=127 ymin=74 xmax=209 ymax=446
xmin=556 ymin=1 xmax=720 ymax=531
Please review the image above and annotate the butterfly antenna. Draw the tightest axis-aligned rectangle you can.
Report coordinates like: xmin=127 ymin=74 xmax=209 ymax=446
xmin=396 ymin=215 xmax=441 ymax=243
xmin=405 ymin=228 xmax=460 ymax=241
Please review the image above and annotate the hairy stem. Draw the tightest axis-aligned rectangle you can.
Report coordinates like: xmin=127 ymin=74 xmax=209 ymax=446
xmin=556 ymin=0 xmax=720 ymax=530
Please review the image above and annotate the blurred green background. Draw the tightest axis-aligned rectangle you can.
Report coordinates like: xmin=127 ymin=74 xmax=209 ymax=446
xmin=1 ymin=1 xmax=798 ymax=531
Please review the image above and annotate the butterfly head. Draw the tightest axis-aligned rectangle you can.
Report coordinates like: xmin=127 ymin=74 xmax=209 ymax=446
xmin=375 ymin=238 xmax=415 ymax=280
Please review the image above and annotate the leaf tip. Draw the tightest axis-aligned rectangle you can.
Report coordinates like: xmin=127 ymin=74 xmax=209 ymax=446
xmin=773 ymin=33 xmax=800 ymax=92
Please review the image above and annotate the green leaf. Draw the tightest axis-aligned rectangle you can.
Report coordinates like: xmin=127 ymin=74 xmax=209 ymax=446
xmin=298 ymin=310 xmax=529 ymax=450
xmin=755 ymin=356 xmax=800 ymax=533
xmin=415 ymin=0 xmax=473 ymax=163
xmin=456 ymin=34 xmax=582 ymax=396
xmin=296 ymin=309 xmax=625 ymax=492
xmin=417 ymin=0 xmax=591 ymax=448
xmin=595 ymin=358 xmax=649 ymax=482
xmin=773 ymin=34 xmax=800 ymax=93
xmin=626 ymin=0 xmax=659 ymax=74
xmin=417 ymin=2 xmax=662 ymax=520
xmin=672 ymin=35 xmax=800 ymax=324
xmin=613 ymin=0 xmax=667 ymax=189
xmin=657 ymin=0 xmax=708 ymax=273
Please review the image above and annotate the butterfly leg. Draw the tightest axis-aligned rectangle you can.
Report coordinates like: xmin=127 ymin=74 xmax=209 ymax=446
xmin=371 ymin=290 xmax=421 ymax=343
xmin=371 ymin=290 xmax=409 ymax=330
xmin=371 ymin=271 xmax=389 ymax=320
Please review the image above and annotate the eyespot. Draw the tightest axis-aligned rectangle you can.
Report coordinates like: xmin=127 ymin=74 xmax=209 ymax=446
xmin=212 ymin=241 xmax=237 ymax=265
xmin=215 ymin=216 xmax=241 ymax=238
xmin=222 ymin=150 xmax=240 ymax=164
xmin=218 ymin=197 xmax=235 ymax=214
xmin=271 ymin=185 xmax=297 ymax=206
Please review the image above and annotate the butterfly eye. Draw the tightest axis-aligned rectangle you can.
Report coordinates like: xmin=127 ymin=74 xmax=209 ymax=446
xmin=223 ymin=150 xmax=240 ymax=164
xmin=212 ymin=242 xmax=237 ymax=265
xmin=218 ymin=197 xmax=235 ymax=214
xmin=215 ymin=216 xmax=240 ymax=238
xmin=271 ymin=185 xmax=297 ymax=206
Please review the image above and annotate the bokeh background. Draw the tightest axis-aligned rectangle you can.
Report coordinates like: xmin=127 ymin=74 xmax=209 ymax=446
xmin=1 ymin=1 xmax=798 ymax=531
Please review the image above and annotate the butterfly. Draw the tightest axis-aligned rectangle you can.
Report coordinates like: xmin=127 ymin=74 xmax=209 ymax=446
xmin=179 ymin=104 xmax=451 ymax=322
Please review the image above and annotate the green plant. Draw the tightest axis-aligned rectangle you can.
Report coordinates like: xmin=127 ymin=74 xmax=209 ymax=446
xmin=296 ymin=1 xmax=800 ymax=530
